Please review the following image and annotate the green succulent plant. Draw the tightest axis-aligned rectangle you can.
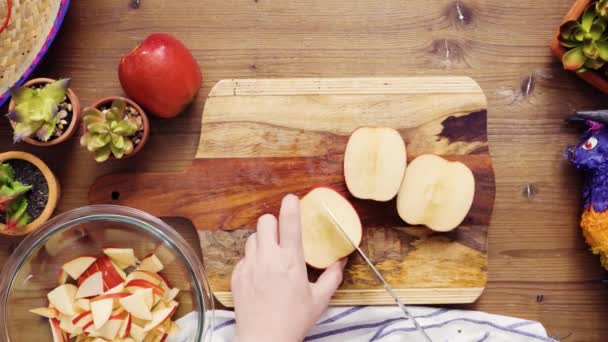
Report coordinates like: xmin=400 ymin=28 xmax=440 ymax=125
xmin=559 ymin=4 xmax=608 ymax=72
xmin=0 ymin=163 xmax=31 ymax=230
xmin=598 ymin=0 xmax=608 ymax=19
xmin=6 ymin=79 xmax=70 ymax=142
xmin=80 ymin=99 xmax=141 ymax=162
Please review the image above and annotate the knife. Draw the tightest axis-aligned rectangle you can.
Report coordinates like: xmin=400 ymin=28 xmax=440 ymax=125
xmin=320 ymin=201 xmax=433 ymax=342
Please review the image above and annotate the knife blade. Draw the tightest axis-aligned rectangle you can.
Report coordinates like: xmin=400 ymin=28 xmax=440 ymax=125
xmin=320 ymin=201 xmax=433 ymax=342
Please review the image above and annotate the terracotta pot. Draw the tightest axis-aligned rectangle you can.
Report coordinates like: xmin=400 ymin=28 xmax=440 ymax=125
xmin=0 ymin=151 xmax=60 ymax=236
xmin=84 ymin=96 xmax=150 ymax=159
xmin=8 ymin=78 xmax=82 ymax=146
xmin=551 ymin=0 xmax=608 ymax=94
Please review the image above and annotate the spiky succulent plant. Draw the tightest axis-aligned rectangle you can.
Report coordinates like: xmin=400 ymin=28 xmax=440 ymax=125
xmin=7 ymin=79 xmax=70 ymax=142
xmin=0 ymin=163 xmax=31 ymax=229
xmin=559 ymin=4 xmax=608 ymax=72
xmin=81 ymin=99 xmax=141 ymax=162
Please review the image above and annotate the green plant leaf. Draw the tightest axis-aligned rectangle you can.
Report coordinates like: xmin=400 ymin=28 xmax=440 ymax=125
xmin=583 ymin=39 xmax=600 ymax=58
xmin=87 ymin=122 xmax=110 ymax=134
xmin=95 ymin=146 xmax=112 ymax=163
xmin=38 ymin=79 xmax=70 ymax=104
xmin=559 ymin=36 xmax=581 ymax=48
xmin=563 ymin=46 xmax=588 ymax=70
xmin=0 ymin=163 xmax=15 ymax=184
xmin=83 ymin=107 xmax=105 ymax=126
xmin=560 ymin=21 xmax=581 ymax=40
xmin=113 ymin=119 xmax=138 ymax=137
xmin=9 ymin=86 xmax=36 ymax=104
xmin=110 ymin=143 xmax=125 ymax=159
xmin=13 ymin=122 xmax=40 ymax=143
xmin=36 ymin=116 xmax=58 ymax=142
xmin=598 ymin=41 xmax=608 ymax=60
xmin=109 ymin=99 xmax=126 ymax=120
xmin=6 ymin=196 xmax=29 ymax=229
xmin=590 ymin=22 xmax=605 ymax=41
xmin=87 ymin=134 xmax=111 ymax=152
xmin=584 ymin=58 xmax=605 ymax=69
xmin=123 ymin=138 xmax=134 ymax=156
xmin=112 ymin=134 xmax=125 ymax=149
xmin=582 ymin=4 xmax=597 ymax=32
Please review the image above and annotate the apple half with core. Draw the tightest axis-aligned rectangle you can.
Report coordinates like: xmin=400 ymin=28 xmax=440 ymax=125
xmin=397 ymin=154 xmax=475 ymax=232
xmin=344 ymin=127 xmax=407 ymax=201
xmin=300 ymin=187 xmax=362 ymax=269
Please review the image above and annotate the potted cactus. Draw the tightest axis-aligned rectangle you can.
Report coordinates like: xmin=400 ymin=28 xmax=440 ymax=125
xmin=551 ymin=0 xmax=608 ymax=93
xmin=7 ymin=78 xmax=81 ymax=146
xmin=81 ymin=97 xmax=149 ymax=162
xmin=0 ymin=151 xmax=60 ymax=236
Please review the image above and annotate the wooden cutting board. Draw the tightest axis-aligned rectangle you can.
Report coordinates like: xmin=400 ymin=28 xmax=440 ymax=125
xmin=89 ymin=77 xmax=495 ymax=307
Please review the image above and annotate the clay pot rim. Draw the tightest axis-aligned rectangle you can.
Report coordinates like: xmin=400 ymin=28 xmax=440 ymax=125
xmin=8 ymin=77 xmax=82 ymax=147
xmin=551 ymin=0 xmax=608 ymax=94
xmin=83 ymin=96 xmax=150 ymax=159
xmin=0 ymin=151 xmax=60 ymax=236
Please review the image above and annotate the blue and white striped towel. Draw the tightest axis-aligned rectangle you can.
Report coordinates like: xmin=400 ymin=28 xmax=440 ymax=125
xmin=169 ymin=306 xmax=556 ymax=341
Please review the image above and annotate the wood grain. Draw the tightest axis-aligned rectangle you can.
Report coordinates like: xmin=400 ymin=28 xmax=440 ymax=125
xmin=89 ymin=77 xmax=494 ymax=306
xmin=0 ymin=0 xmax=607 ymax=340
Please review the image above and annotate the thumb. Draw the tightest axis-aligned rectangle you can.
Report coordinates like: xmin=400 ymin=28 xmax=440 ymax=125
xmin=312 ymin=258 xmax=347 ymax=309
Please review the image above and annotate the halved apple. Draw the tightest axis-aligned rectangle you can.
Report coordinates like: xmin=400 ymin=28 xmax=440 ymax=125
xmin=397 ymin=154 xmax=475 ymax=232
xmin=62 ymin=256 xmax=97 ymax=280
xmin=30 ymin=307 xmax=60 ymax=319
xmin=48 ymin=284 xmax=77 ymax=316
xmin=344 ymin=127 xmax=407 ymax=201
xmin=300 ymin=187 xmax=362 ymax=269
xmin=120 ymin=290 xmax=153 ymax=320
xmin=76 ymin=272 xmax=104 ymax=299
xmin=103 ymin=247 xmax=138 ymax=268
xmin=139 ymin=254 xmax=164 ymax=273
xmin=90 ymin=297 xmax=113 ymax=329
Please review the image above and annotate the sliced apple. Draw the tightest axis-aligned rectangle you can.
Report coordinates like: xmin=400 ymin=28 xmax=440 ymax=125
xmin=71 ymin=311 xmax=92 ymax=328
xmin=125 ymin=279 xmax=164 ymax=296
xmin=76 ymin=271 xmax=104 ymax=299
xmin=49 ymin=318 xmax=66 ymax=342
xmin=164 ymin=288 xmax=179 ymax=302
xmin=88 ymin=317 xmax=123 ymax=340
xmin=130 ymin=323 xmax=147 ymax=342
xmin=344 ymin=127 xmax=407 ymax=201
xmin=300 ymin=187 xmax=362 ymax=269
xmin=62 ymin=256 xmax=97 ymax=280
xmin=29 ymin=307 xmax=60 ymax=319
xmin=120 ymin=290 xmax=153 ymax=320
xmin=80 ymin=256 xmax=124 ymax=291
xmin=90 ymin=297 xmax=113 ymax=329
xmin=397 ymin=154 xmax=475 ymax=232
xmin=104 ymin=282 xmax=125 ymax=295
xmin=139 ymin=254 xmax=164 ymax=273
xmin=58 ymin=270 xmax=69 ymax=284
xmin=126 ymin=270 xmax=162 ymax=286
xmin=168 ymin=322 xmax=180 ymax=336
xmin=103 ymin=247 xmax=138 ymax=268
xmin=143 ymin=306 xmax=177 ymax=332
xmin=75 ymin=298 xmax=90 ymax=311
xmin=120 ymin=313 xmax=133 ymax=338
xmin=48 ymin=284 xmax=77 ymax=316
xmin=59 ymin=314 xmax=83 ymax=335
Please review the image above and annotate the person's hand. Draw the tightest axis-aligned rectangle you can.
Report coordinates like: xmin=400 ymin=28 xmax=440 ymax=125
xmin=231 ymin=194 xmax=347 ymax=342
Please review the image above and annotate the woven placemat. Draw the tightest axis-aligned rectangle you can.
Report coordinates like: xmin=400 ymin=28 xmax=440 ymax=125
xmin=0 ymin=0 xmax=70 ymax=107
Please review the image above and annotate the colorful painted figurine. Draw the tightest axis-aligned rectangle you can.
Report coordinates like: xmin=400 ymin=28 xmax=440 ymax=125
xmin=567 ymin=110 xmax=608 ymax=269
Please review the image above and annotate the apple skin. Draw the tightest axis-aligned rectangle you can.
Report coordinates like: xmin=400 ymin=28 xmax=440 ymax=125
xmin=118 ymin=33 xmax=202 ymax=118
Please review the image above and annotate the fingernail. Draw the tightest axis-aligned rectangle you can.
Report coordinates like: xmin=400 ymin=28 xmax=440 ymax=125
xmin=283 ymin=194 xmax=299 ymax=205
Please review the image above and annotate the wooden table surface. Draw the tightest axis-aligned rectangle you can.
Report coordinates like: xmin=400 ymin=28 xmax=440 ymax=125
xmin=1 ymin=0 xmax=607 ymax=340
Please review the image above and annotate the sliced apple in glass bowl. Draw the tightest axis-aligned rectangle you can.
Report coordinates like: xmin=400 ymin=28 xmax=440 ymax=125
xmin=300 ymin=187 xmax=362 ymax=269
xmin=30 ymin=250 xmax=181 ymax=341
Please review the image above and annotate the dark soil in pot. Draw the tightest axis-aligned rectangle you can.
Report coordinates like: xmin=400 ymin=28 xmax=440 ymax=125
xmin=0 ymin=159 xmax=48 ymax=223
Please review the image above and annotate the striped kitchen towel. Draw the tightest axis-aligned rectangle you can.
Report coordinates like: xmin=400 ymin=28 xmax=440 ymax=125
xmin=170 ymin=306 xmax=556 ymax=341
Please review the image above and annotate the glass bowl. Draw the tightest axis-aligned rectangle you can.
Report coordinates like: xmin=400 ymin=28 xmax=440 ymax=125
xmin=0 ymin=205 xmax=214 ymax=341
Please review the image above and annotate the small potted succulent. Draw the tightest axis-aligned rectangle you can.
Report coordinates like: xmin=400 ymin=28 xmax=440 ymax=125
xmin=7 ymin=78 xmax=81 ymax=146
xmin=0 ymin=151 xmax=60 ymax=236
xmin=81 ymin=97 xmax=149 ymax=162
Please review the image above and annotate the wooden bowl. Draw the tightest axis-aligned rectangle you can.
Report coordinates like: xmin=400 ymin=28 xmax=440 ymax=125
xmin=551 ymin=0 xmax=608 ymax=94
xmin=84 ymin=97 xmax=150 ymax=159
xmin=0 ymin=151 xmax=60 ymax=236
xmin=8 ymin=78 xmax=82 ymax=147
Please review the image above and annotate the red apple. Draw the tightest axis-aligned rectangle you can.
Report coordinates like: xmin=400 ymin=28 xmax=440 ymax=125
xmin=118 ymin=33 xmax=202 ymax=118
